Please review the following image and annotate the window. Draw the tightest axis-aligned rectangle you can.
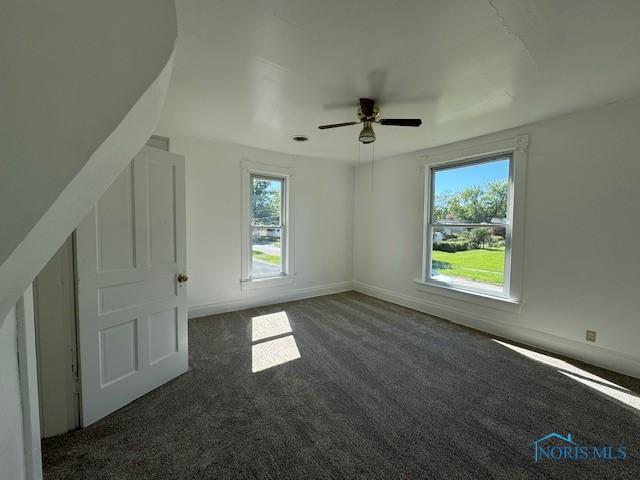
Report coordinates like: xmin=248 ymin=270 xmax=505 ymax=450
xmin=241 ymin=162 xmax=294 ymax=289
xmin=250 ymin=175 xmax=285 ymax=278
xmin=422 ymin=135 xmax=528 ymax=301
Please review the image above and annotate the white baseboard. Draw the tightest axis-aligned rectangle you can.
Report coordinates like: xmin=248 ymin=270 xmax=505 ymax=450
xmin=353 ymin=281 xmax=640 ymax=379
xmin=188 ymin=281 xmax=353 ymax=319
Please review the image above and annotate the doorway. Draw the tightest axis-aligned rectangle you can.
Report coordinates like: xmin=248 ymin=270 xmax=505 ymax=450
xmin=33 ymin=235 xmax=80 ymax=438
xmin=33 ymin=145 xmax=188 ymax=433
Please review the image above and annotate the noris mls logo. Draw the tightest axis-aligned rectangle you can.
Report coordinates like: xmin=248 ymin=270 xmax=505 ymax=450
xmin=530 ymin=432 xmax=628 ymax=463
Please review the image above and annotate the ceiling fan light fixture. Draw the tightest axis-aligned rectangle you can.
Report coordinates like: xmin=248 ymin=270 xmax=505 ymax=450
xmin=359 ymin=121 xmax=376 ymax=144
xmin=317 ymin=98 xmax=421 ymax=145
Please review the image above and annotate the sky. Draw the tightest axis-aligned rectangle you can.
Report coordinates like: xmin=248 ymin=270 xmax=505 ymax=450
xmin=434 ymin=157 xmax=509 ymax=195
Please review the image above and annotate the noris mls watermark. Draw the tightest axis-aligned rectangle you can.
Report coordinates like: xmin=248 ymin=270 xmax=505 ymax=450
xmin=530 ymin=432 xmax=628 ymax=463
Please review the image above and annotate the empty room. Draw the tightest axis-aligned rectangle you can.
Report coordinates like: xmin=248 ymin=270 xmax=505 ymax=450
xmin=3 ymin=1 xmax=640 ymax=479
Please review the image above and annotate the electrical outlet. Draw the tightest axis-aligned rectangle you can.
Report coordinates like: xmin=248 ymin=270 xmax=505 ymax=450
xmin=586 ymin=330 xmax=597 ymax=343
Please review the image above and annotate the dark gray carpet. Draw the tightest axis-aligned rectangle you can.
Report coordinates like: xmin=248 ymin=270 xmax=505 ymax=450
xmin=43 ymin=292 xmax=640 ymax=479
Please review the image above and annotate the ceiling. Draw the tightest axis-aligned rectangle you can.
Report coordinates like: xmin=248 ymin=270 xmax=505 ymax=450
xmin=158 ymin=0 xmax=640 ymax=162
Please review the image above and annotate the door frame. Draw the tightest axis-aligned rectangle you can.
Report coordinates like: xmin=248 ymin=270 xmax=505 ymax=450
xmin=16 ymin=285 xmax=44 ymax=480
xmin=33 ymin=234 xmax=81 ymax=437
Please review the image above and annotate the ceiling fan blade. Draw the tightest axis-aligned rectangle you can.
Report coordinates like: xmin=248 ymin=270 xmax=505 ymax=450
xmin=318 ymin=121 xmax=359 ymax=130
xmin=359 ymin=98 xmax=375 ymax=117
xmin=379 ymin=118 xmax=422 ymax=127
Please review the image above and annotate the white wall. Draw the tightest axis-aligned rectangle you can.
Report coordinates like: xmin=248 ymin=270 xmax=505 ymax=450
xmin=354 ymin=97 xmax=640 ymax=377
xmin=0 ymin=307 xmax=26 ymax=480
xmin=162 ymin=135 xmax=354 ymax=316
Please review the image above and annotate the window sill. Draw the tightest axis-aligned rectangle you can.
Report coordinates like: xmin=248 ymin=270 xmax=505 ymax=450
xmin=413 ymin=279 xmax=521 ymax=313
xmin=241 ymin=275 xmax=294 ymax=291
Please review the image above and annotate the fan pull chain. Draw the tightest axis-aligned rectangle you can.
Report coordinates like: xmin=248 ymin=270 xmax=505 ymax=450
xmin=371 ymin=141 xmax=375 ymax=192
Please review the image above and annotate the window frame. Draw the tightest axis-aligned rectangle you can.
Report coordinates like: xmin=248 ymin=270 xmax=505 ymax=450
xmin=250 ymin=174 xmax=286 ymax=279
xmin=241 ymin=161 xmax=295 ymax=290
xmin=419 ymin=134 xmax=528 ymax=304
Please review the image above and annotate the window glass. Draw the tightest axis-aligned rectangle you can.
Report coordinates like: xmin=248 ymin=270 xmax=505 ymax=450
xmin=251 ymin=175 xmax=284 ymax=277
xmin=252 ymin=177 xmax=282 ymax=226
xmin=251 ymin=227 xmax=282 ymax=277
xmin=429 ymin=157 xmax=510 ymax=294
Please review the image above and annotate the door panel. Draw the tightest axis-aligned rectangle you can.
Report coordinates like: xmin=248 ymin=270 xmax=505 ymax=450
xmin=148 ymin=160 xmax=177 ymax=265
xmin=76 ymin=146 xmax=187 ymax=426
xmin=96 ymin=162 xmax=136 ymax=272
xmin=148 ymin=307 xmax=179 ymax=365
xmin=99 ymin=319 xmax=137 ymax=387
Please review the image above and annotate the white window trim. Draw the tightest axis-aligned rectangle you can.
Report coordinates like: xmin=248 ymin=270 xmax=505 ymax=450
xmin=417 ymin=134 xmax=529 ymax=305
xmin=240 ymin=160 xmax=295 ymax=291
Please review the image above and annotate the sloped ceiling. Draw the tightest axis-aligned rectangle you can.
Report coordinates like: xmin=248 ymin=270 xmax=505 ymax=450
xmin=158 ymin=0 xmax=640 ymax=161
xmin=0 ymin=0 xmax=176 ymax=323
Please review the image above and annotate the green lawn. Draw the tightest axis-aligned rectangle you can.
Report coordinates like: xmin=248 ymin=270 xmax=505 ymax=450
xmin=252 ymin=249 xmax=281 ymax=266
xmin=432 ymin=247 xmax=505 ymax=285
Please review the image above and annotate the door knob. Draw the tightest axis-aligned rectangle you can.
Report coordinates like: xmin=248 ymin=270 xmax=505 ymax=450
xmin=177 ymin=273 xmax=189 ymax=284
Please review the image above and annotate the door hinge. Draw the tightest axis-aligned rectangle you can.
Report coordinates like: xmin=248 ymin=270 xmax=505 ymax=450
xmin=70 ymin=348 xmax=79 ymax=380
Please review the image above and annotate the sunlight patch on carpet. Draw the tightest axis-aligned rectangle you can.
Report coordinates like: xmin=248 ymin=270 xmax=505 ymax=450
xmin=252 ymin=335 xmax=301 ymax=373
xmin=252 ymin=311 xmax=292 ymax=342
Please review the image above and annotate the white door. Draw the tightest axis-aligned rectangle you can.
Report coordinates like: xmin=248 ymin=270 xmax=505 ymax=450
xmin=76 ymin=146 xmax=188 ymax=426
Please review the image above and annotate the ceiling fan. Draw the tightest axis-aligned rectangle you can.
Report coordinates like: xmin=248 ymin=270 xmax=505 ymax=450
xmin=318 ymin=98 xmax=422 ymax=144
